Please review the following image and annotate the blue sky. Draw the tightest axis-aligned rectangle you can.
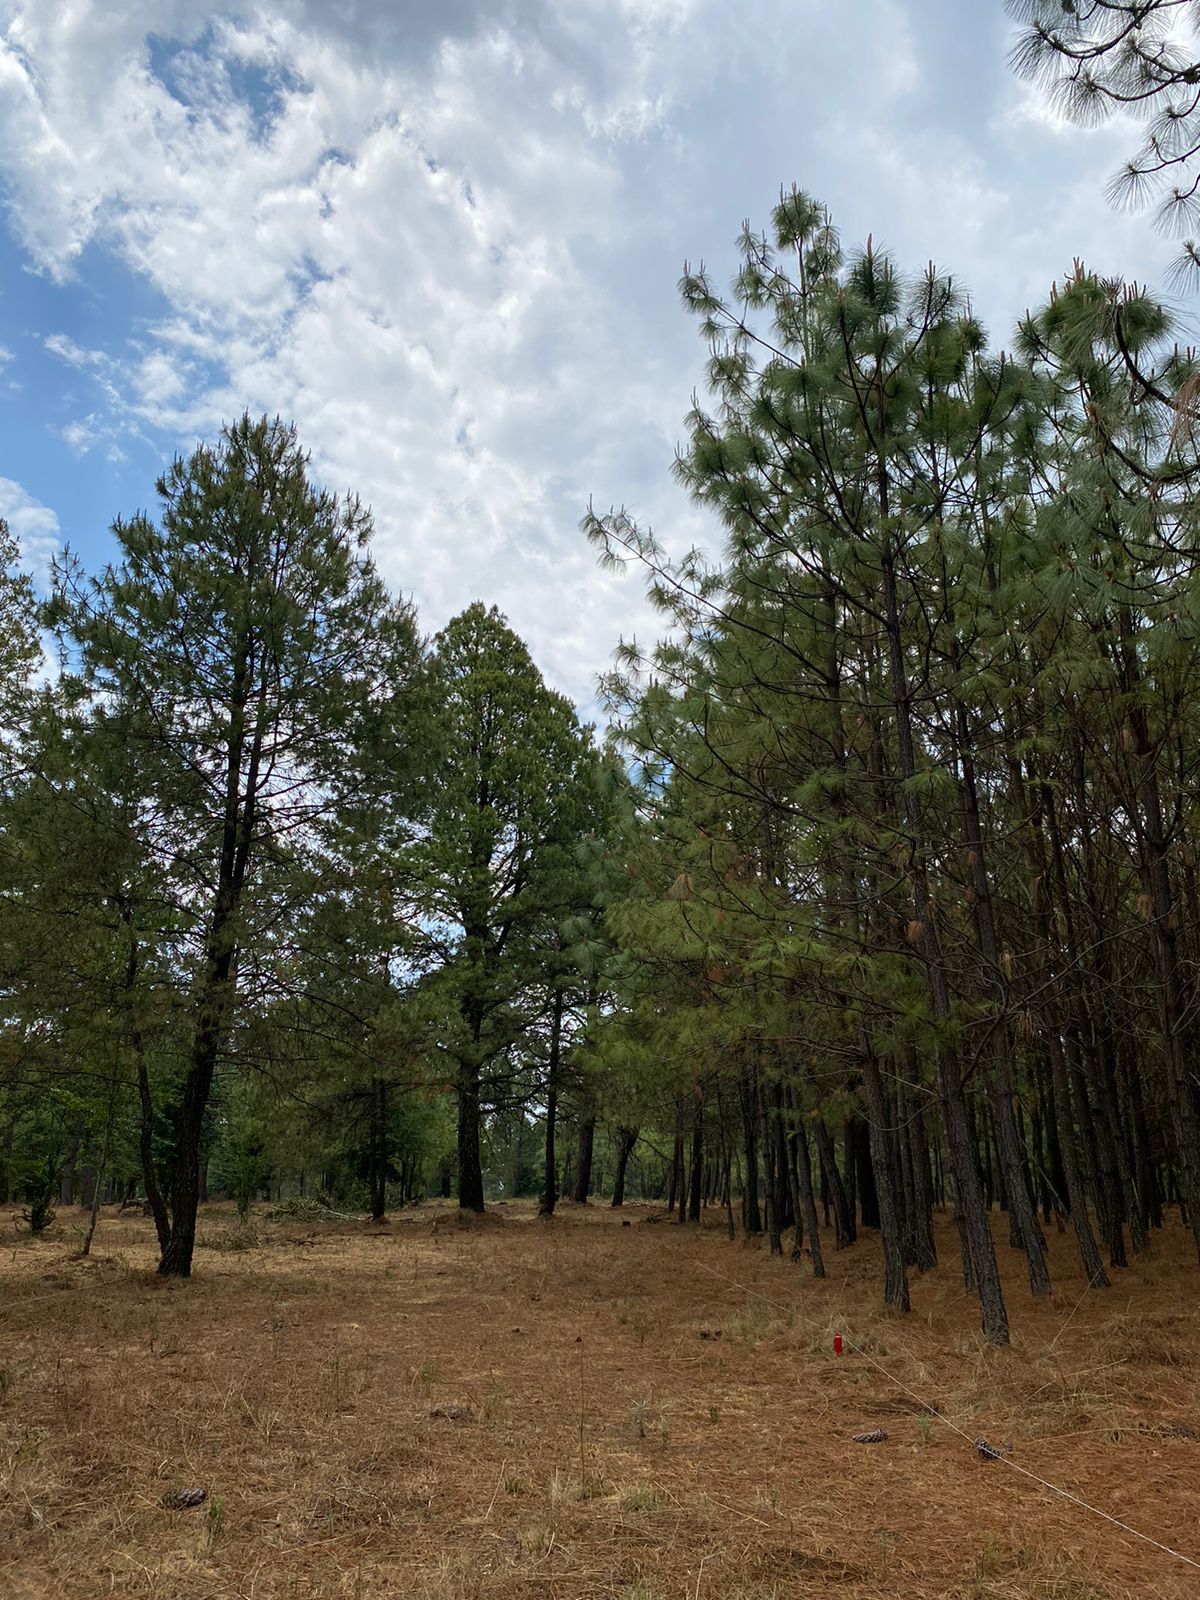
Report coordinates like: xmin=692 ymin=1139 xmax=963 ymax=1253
xmin=0 ymin=0 xmax=1185 ymax=705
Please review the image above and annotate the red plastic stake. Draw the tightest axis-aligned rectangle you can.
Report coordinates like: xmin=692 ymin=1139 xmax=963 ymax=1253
xmin=833 ymin=1333 xmax=843 ymax=1356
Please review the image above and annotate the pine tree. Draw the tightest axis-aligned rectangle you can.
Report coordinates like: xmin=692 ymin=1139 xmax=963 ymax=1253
xmin=411 ymin=603 xmax=597 ymax=1212
xmin=46 ymin=415 xmax=423 ymax=1275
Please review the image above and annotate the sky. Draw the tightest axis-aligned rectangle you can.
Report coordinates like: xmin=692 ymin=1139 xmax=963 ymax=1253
xmin=0 ymin=0 xmax=1186 ymax=711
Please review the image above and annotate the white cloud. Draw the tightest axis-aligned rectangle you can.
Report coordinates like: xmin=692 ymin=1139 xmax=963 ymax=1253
xmin=44 ymin=333 xmax=94 ymax=367
xmin=0 ymin=476 xmax=59 ymax=577
xmin=0 ymin=0 xmax=1189 ymax=706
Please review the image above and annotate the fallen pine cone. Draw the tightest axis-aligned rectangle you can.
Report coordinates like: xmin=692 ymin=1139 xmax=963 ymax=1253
xmin=160 ymin=1487 xmax=207 ymax=1510
xmin=1148 ymin=1421 xmax=1200 ymax=1441
xmin=852 ymin=1428 xmax=888 ymax=1444
xmin=974 ymin=1438 xmax=1012 ymax=1461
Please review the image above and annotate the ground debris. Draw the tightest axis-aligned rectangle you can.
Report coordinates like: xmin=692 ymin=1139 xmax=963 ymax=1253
xmin=973 ymin=1438 xmax=1012 ymax=1461
xmin=7 ymin=1201 xmax=1200 ymax=1600
xmin=1144 ymin=1420 xmax=1200 ymax=1440
xmin=159 ymin=1487 xmax=207 ymax=1510
xmin=266 ymin=1195 xmax=359 ymax=1222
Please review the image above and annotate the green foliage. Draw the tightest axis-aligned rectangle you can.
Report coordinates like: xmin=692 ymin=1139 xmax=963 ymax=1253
xmin=37 ymin=415 xmax=426 ymax=1272
xmin=405 ymin=602 xmax=604 ymax=1208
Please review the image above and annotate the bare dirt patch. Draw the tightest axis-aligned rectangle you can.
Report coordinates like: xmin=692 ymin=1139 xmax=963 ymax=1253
xmin=1 ymin=1201 xmax=1198 ymax=1598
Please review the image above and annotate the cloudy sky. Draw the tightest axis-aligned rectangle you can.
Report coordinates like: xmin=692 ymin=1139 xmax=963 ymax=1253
xmin=0 ymin=1 xmax=1184 ymax=709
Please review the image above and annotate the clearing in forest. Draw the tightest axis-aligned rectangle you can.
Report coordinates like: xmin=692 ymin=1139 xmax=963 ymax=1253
xmin=1 ymin=1201 xmax=1198 ymax=1600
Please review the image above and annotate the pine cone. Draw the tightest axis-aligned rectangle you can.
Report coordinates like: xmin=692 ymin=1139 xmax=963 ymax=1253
xmin=973 ymin=1438 xmax=1012 ymax=1461
xmin=160 ymin=1487 xmax=207 ymax=1510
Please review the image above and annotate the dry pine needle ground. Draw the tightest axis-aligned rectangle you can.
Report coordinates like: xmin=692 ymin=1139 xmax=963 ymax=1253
xmin=1 ymin=1200 xmax=1198 ymax=1599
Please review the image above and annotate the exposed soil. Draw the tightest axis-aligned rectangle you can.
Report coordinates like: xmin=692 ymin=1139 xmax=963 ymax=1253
xmin=1 ymin=1199 xmax=1198 ymax=1598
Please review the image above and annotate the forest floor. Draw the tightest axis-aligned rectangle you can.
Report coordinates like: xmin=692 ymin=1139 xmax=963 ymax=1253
xmin=0 ymin=1200 xmax=1198 ymax=1600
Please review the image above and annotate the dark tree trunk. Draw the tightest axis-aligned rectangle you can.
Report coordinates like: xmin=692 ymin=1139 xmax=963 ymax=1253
xmin=898 ymin=1087 xmax=919 ymax=1266
xmin=759 ymin=1074 xmax=783 ymax=1256
xmin=773 ymin=1105 xmax=794 ymax=1231
xmin=814 ymin=1115 xmax=854 ymax=1247
xmin=862 ymin=1055 xmax=909 ymax=1312
xmin=1101 ymin=1040 xmax=1146 ymax=1253
xmin=740 ymin=1069 xmax=761 ymax=1233
xmin=906 ymin=1095 xmax=938 ymax=1270
xmin=1043 ymin=1055 xmax=1068 ymax=1221
xmin=688 ymin=1087 xmax=703 ymax=1223
xmin=775 ymin=1083 xmax=803 ymax=1260
xmin=456 ymin=1060 xmax=486 ymax=1213
xmin=843 ymin=1116 xmax=858 ymax=1228
xmin=853 ymin=1115 xmax=880 ymax=1230
xmin=573 ymin=1113 xmax=595 ymax=1204
xmin=1127 ymin=1061 xmax=1160 ymax=1231
xmin=611 ymin=1127 xmax=637 ymax=1206
xmin=789 ymin=1087 xmax=825 ymax=1278
xmin=539 ymin=990 xmax=565 ymax=1217
xmin=60 ymin=1142 xmax=79 ymax=1206
xmin=940 ymin=1060 xmax=1007 ymax=1341
xmin=1050 ymin=1034 xmax=1109 ymax=1288
xmin=368 ymin=1077 xmax=388 ymax=1222
xmin=136 ymin=1055 xmax=171 ymax=1256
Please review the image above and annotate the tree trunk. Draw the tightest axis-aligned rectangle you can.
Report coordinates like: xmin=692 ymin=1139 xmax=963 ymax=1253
xmin=456 ymin=1059 xmax=486 ymax=1213
xmin=740 ymin=1068 xmax=761 ymax=1233
xmin=906 ymin=1094 xmax=938 ymax=1270
xmin=789 ymin=1087 xmax=825 ymax=1278
xmin=843 ymin=1116 xmax=858 ymax=1229
xmin=539 ymin=990 xmax=565 ymax=1217
xmin=60 ymin=1141 xmax=78 ymax=1207
xmin=758 ymin=1074 xmax=783 ymax=1256
xmin=688 ymin=1086 xmax=703 ymax=1223
xmin=573 ymin=1113 xmax=595 ymax=1204
xmin=814 ymin=1115 xmax=854 ymax=1247
xmin=862 ymin=1054 xmax=909 ymax=1311
xmin=853 ymin=1114 xmax=880 ymax=1229
xmin=611 ymin=1127 xmax=637 ymax=1206
xmin=368 ymin=1077 xmax=388 ymax=1222
xmin=1050 ymin=1035 xmax=1109 ymax=1288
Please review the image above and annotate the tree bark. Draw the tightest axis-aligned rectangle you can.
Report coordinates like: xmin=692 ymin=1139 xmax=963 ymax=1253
xmin=573 ymin=1113 xmax=595 ymax=1204
xmin=540 ymin=990 xmax=565 ymax=1216
xmin=739 ymin=1068 xmax=762 ymax=1233
xmin=611 ymin=1127 xmax=637 ymax=1206
xmin=368 ymin=1077 xmax=388 ymax=1222
xmin=688 ymin=1086 xmax=703 ymax=1223
xmin=456 ymin=1059 xmax=486 ymax=1213
xmin=862 ymin=1054 xmax=909 ymax=1311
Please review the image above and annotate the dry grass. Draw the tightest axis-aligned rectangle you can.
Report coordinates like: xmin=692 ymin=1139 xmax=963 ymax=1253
xmin=1 ymin=1199 xmax=1198 ymax=1599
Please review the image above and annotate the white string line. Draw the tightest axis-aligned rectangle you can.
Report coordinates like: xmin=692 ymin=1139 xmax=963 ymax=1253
xmin=689 ymin=1256 xmax=1200 ymax=1574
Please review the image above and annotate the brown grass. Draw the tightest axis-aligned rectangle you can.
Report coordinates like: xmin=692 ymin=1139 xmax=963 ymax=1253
xmin=1 ymin=1199 xmax=1198 ymax=1599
